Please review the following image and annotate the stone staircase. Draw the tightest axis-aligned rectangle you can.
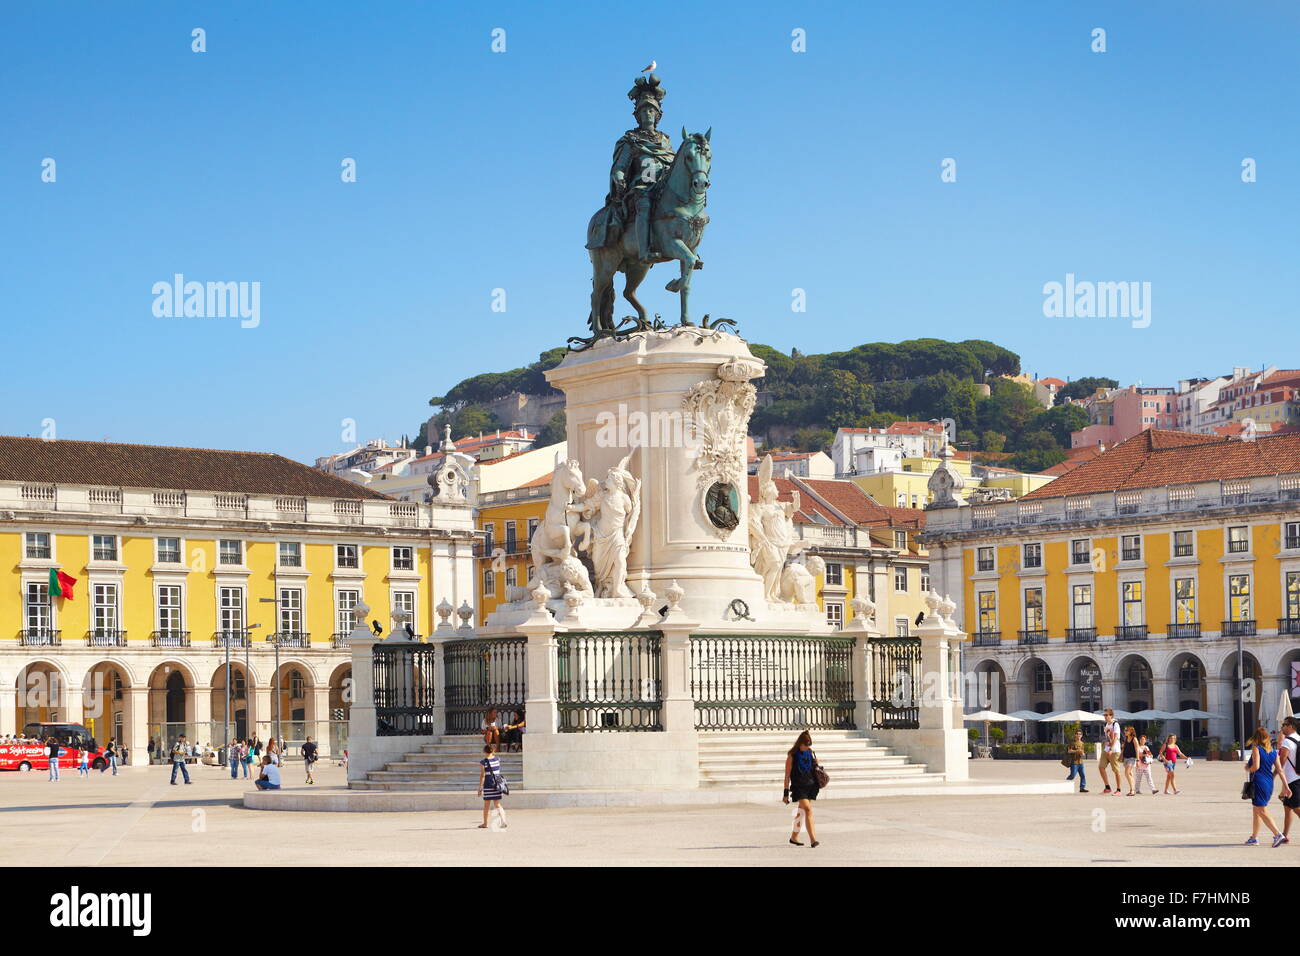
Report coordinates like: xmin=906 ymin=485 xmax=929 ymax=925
xmin=352 ymin=736 xmax=523 ymax=792
xmin=697 ymin=730 xmax=942 ymax=791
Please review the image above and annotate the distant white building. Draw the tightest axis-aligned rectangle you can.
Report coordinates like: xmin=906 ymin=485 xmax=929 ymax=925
xmin=831 ymin=422 xmax=945 ymax=478
xmin=746 ymin=450 xmax=834 ymax=480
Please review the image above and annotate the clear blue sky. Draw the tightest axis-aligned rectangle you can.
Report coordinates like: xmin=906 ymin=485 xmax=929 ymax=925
xmin=4 ymin=1 xmax=1297 ymax=463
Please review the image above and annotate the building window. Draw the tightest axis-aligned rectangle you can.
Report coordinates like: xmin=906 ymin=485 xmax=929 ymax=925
xmin=1022 ymin=543 xmax=1042 ymax=569
xmin=1121 ymin=534 xmax=1141 ymax=562
xmin=219 ymin=539 xmax=243 ymax=566
xmin=25 ymin=532 xmax=51 ymax=559
xmin=894 ymin=567 xmax=908 ymax=592
xmin=894 ymin=530 xmax=908 ymax=550
xmin=336 ymin=589 xmax=359 ymax=636
xmin=26 ymin=583 xmax=51 ymax=632
xmin=394 ymin=590 xmax=416 ymax=633
xmin=1178 ymin=659 xmax=1202 ymax=692
xmin=976 ymin=547 xmax=994 ymax=572
xmin=483 ymin=569 xmax=496 ymax=597
xmin=1033 ymin=660 xmax=1052 ymax=694
xmin=1024 ymin=588 xmax=1044 ymax=631
xmin=157 ymin=537 xmax=182 ymax=564
xmin=825 ymin=562 xmax=843 ymax=586
xmin=1072 ymin=584 xmax=1093 ymax=628
xmin=219 ymin=587 xmax=245 ymax=634
xmin=894 ymin=617 xmax=909 ymax=637
xmin=336 ymin=543 xmax=360 ymax=569
xmin=1285 ymin=522 xmax=1300 ymax=551
xmin=1122 ymin=581 xmax=1144 ymax=625
xmin=505 ymin=521 xmax=517 ymax=552
xmin=977 ymin=591 xmax=997 ymax=634
xmin=279 ymin=542 xmax=302 ymax=568
xmin=392 ymin=546 xmax=414 ymax=571
xmin=527 ymin=518 xmax=539 ymax=542
xmin=158 ymin=585 xmax=183 ymax=633
xmin=505 ymin=566 xmax=517 ymax=589
xmin=1128 ymin=660 xmax=1152 ymax=692
xmin=92 ymin=584 xmax=119 ymax=634
xmin=1287 ymin=572 xmax=1300 ymax=621
xmin=921 ymin=569 xmax=930 ymax=592
xmin=289 ymin=670 xmax=305 ymax=700
xmin=1228 ymin=574 xmax=1251 ymax=621
xmin=92 ymin=534 xmax=118 ymax=561
xmin=1070 ymin=539 xmax=1091 ymax=566
xmin=482 ymin=524 xmax=495 ymax=554
xmin=1227 ymin=526 xmax=1249 ymax=554
xmin=1173 ymin=530 xmax=1194 ymax=558
xmin=278 ymin=588 xmax=303 ymax=634
xmin=1174 ymin=577 xmax=1196 ymax=624
xmin=825 ymin=602 xmax=843 ymax=630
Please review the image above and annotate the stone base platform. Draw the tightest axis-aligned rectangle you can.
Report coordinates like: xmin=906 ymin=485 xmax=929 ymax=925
xmin=243 ymin=776 xmax=1074 ymax=812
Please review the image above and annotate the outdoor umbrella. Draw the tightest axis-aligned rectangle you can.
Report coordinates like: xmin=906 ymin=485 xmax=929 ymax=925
xmin=1128 ymin=709 xmax=1176 ymax=720
xmin=963 ymin=710 xmax=1024 ymax=748
xmin=1008 ymin=710 xmax=1046 ymax=720
xmin=1041 ymin=709 xmax=1105 ymax=743
xmin=1169 ymin=708 xmax=1222 ymax=720
xmin=1275 ymin=690 xmax=1298 ymax=729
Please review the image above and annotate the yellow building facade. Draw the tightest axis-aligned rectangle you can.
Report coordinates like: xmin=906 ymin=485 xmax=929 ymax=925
xmin=0 ymin=437 xmax=477 ymax=763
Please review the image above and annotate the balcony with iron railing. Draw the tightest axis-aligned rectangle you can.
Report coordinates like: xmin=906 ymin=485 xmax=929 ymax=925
xmin=214 ymin=629 xmax=251 ymax=648
xmin=85 ymin=629 xmax=127 ymax=647
xmin=1065 ymin=627 xmax=1097 ymax=643
xmin=1167 ymin=622 xmax=1201 ymax=639
xmin=332 ymin=631 xmax=351 ymax=648
xmin=971 ymin=631 xmax=1001 ymax=646
xmin=271 ymin=632 xmax=311 ymax=648
xmin=1121 ymin=547 xmax=1142 ymax=562
xmin=1018 ymin=629 xmax=1048 ymax=645
xmin=151 ymin=630 xmax=191 ymax=647
xmin=1116 ymin=624 xmax=1148 ymax=641
xmin=18 ymin=628 xmax=61 ymax=646
xmin=1221 ymin=619 xmax=1257 ymax=637
xmin=1278 ymin=618 xmax=1300 ymax=636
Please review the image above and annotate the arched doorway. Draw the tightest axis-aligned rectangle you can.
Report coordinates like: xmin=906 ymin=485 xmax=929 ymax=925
xmin=146 ymin=662 xmax=195 ymax=762
xmin=1169 ymin=653 xmax=1208 ymax=741
xmin=1122 ymin=656 xmax=1153 ymax=712
xmin=210 ymin=662 xmax=254 ymax=742
xmin=968 ymin=660 xmax=1007 ymax=714
xmin=83 ymin=661 xmax=132 ymax=747
xmin=15 ymin=661 xmax=68 ymax=729
xmin=1225 ymin=652 xmax=1262 ymax=745
xmin=268 ymin=661 xmax=314 ymax=744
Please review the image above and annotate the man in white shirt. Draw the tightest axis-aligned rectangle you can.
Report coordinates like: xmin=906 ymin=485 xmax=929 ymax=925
xmin=1276 ymin=715 xmax=1299 ymax=843
xmin=1099 ymin=708 xmax=1123 ymax=795
xmin=254 ymin=756 xmax=282 ymax=790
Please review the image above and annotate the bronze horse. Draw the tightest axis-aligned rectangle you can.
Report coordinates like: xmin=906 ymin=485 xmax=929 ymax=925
xmin=586 ymin=129 xmax=711 ymax=334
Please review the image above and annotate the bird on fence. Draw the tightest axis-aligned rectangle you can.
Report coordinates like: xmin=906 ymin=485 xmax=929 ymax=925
xmin=371 ymin=620 xmax=383 ymax=636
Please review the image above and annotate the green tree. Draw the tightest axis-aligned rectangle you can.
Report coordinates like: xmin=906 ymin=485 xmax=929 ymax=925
xmin=791 ymin=426 xmax=834 ymax=453
xmin=980 ymin=430 xmax=1007 ymax=453
xmin=1007 ymin=447 xmax=1068 ymax=473
xmin=820 ymin=368 xmax=874 ymax=429
xmin=1033 ymin=403 xmax=1090 ymax=448
xmin=960 ymin=339 xmax=1021 ymax=379
xmin=1058 ymin=376 xmax=1118 ymax=404
xmin=978 ymin=379 xmax=1040 ymax=439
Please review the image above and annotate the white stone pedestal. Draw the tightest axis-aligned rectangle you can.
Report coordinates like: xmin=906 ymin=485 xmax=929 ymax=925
xmin=546 ymin=327 xmax=825 ymax=634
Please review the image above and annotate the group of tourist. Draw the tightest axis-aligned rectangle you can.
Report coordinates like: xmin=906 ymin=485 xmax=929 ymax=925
xmin=1062 ymin=708 xmax=1300 ymax=848
xmin=1065 ymin=709 xmax=1186 ymax=796
xmin=40 ymin=738 xmax=124 ymax=780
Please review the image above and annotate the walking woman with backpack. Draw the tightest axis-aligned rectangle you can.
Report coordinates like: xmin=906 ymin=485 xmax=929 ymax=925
xmin=783 ymin=730 xmax=823 ymax=848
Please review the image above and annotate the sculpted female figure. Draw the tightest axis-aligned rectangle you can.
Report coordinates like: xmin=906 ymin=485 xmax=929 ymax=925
xmin=586 ymin=452 xmax=641 ymax=598
xmin=749 ymin=455 xmax=804 ymax=603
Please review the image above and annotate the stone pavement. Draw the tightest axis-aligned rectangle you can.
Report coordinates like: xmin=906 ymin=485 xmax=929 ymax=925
xmin=0 ymin=758 xmax=1295 ymax=866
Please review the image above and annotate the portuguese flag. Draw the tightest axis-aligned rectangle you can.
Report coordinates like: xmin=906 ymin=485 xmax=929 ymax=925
xmin=49 ymin=567 xmax=77 ymax=601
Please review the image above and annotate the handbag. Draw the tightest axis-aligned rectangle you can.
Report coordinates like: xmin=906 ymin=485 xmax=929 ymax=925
xmin=1061 ymin=753 xmax=1073 ymax=768
xmin=1241 ymin=778 xmax=1255 ymax=801
xmin=491 ymin=771 xmax=510 ymax=796
xmin=812 ymin=750 xmax=829 ymax=789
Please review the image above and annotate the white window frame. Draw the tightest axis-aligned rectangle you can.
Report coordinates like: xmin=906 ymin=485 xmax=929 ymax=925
xmin=218 ymin=539 xmax=244 ymax=567
xmin=24 ymin=532 xmax=52 ymax=560
xmin=157 ymin=584 xmax=184 ymax=634
xmin=92 ymin=583 xmax=120 ymax=634
xmin=336 ymin=543 xmax=360 ymax=570
xmin=278 ymin=587 xmax=304 ymax=634
xmin=893 ymin=566 xmax=908 ymax=592
xmin=336 ymin=589 xmax=360 ymax=636
xmin=483 ymin=568 xmax=496 ymax=597
xmin=278 ymin=541 xmax=303 ymax=568
xmin=392 ymin=546 xmax=414 ymax=572
xmin=825 ymin=601 xmax=843 ymax=630
xmin=156 ymin=536 xmax=183 ymax=565
xmin=393 ymin=589 xmax=416 ymax=633
xmin=91 ymin=533 xmax=119 ymax=562
xmin=219 ymin=586 xmax=246 ymax=633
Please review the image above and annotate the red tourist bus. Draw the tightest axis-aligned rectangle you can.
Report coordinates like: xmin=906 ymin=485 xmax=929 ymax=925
xmin=0 ymin=723 xmax=105 ymax=772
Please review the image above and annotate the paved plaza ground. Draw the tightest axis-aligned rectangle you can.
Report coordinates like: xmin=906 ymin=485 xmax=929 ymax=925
xmin=0 ymin=759 xmax=1295 ymax=867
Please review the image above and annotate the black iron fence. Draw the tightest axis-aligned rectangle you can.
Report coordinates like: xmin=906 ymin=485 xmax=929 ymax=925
xmin=556 ymin=631 xmax=662 ymax=732
xmin=444 ymin=637 xmax=527 ymax=734
xmin=690 ymin=634 xmax=856 ymax=731
xmin=866 ymin=635 xmax=921 ymax=730
xmin=372 ymin=643 xmax=437 ymax=736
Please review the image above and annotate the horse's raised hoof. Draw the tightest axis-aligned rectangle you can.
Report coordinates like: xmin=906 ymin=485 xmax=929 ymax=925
xmin=693 ymin=259 xmax=703 ymax=270
xmin=665 ymin=279 xmax=681 ymax=293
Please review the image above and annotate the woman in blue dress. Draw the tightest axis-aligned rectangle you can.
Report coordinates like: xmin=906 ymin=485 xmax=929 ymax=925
xmin=477 ymin=744 xmax=508 ymax=830
xmin=1244 ymin=726 xmax=1284 ymax=847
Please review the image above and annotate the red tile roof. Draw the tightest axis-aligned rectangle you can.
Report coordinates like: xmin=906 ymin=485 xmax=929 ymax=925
xmin=1021 ymin=429 xmax=1300 ymax=500
xmin=0 ymin=436 xmax=390 ymax=500
xmin=746 ymin=475 xmax=848 ymax=526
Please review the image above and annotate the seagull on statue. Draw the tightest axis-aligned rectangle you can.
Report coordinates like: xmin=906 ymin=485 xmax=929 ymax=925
xmin=640 ymin=60 xmax=656 ymax=73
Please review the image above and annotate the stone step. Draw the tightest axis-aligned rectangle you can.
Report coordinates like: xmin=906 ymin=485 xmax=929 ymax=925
xmin=698 ymin=753 xmax=910 ymax=770
xmin=352 ymin=779 xmax=510 ymax=792
xmin=700 ymin=764 xmax=930 ymax=783
xmin=696 ymin=743 xmax=894 ymax=758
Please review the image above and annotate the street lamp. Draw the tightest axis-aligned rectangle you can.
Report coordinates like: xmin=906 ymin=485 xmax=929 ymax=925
xmin=259 ymin=597 xmax=281 ymax=744
xmin=226 ymin=622 xmax=260 ymax=754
